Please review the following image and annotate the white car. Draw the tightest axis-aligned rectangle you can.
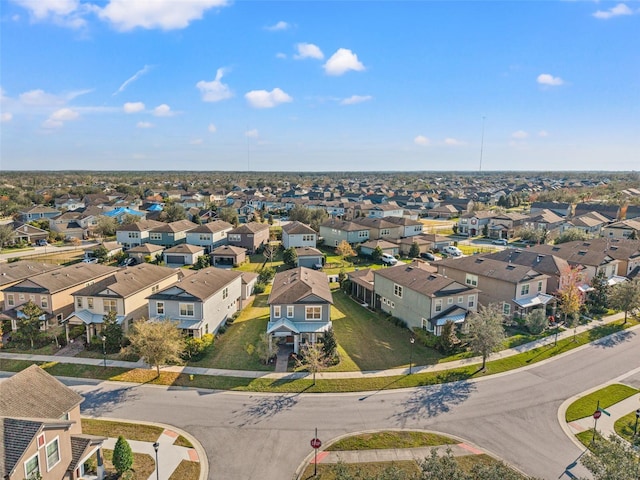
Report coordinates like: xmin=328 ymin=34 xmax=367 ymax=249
xmin=443 ymin=246 xmax=463 ymax=257
xmin=381 ymin=253 xmax=398 ymax=265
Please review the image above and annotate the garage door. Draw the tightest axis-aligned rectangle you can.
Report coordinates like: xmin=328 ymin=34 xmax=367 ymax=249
xmin=166 ymin=255 xmax=185 ymax=265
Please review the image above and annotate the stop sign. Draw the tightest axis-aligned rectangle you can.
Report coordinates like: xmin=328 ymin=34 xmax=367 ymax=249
xmin=593 ymin=410 xmax=602 ymax=420
xmin=310 ymin=438 xmax=322 ymax=449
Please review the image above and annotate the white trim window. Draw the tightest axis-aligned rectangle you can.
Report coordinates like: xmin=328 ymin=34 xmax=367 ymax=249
xmin=179 ymin=303 xmax=194 ymax=317
xmin=287 ymin=305 xmax=294 ymax=318
xmin=468 ymin=295 xmax=475 ymax=308
xmin=458 ymin=296 xmax=464 ymax=304
xmin=24 ymin=453 xmax=40 ymax=479
xmin=273 ymin=305 xmax=281 ymax=318
xmin=41 ymin=296 xmax=48 ymax=308
xmin=156 ymin=302 xmax=164 ymax=315
xmin=76 ymin=297 xmax=83 ymax=308
xmin=222 ymin=287 xmax=229 ymax=300
xmin=520 ymin=284 xmax=530 ymax=296
xmin=537 ymin=280 xmax=543 ymax=292
xmin=447 ymin=297 xmax=454 ymax=305
xmin=88 ymin=298 xmax=94 ymax=309
xmin=435 ymin=299 xmax=442 ymax=312
xmin=394 ymin=284 xmax=403 ymax=298
xmin=103 ymin=299 xmax=117 ymax=313
xmin=305 ymin=306 xmax=322 ymax=320
xmin=46 ymin=437 xmax=60 ymax=471
xmin=465 ymin=274 xmax=478 ymax=287
xmin=150 ymin=232 xmax=162 ymax=241
xmin=503 ymin=302 xmax=511 ymax=315
xmin=7 ymin=294 xmax=14 ymax=306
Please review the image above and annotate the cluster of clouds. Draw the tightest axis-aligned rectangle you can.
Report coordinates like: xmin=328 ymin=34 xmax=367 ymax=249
xmin=592 ymin=3 xmax=636 ymax=20
xmin=413 ymin=136 xmax=467 ymax=147
xmin=284 ymin=43 xmax=366 ymax=77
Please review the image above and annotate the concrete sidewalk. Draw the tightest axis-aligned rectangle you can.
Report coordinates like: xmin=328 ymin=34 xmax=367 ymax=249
xmin=566 ymin=392 xmax=640 ymax=439
xmin=0 ymin=311 xmax=631 ymax=381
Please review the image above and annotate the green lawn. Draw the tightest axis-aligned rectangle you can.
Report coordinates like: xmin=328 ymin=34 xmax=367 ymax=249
xmin=82 ymin=418 xmax=163 ymax=442
xmin=329 ymin=290 xmax=443 ymax=371
xmin=614 ymin=410 xmax=640 ymax=444
xmin=565 ymin=384 xmax=639 ymax=422
xmin=168 ymin=460 xmax=200 ymax=480
xmin=327 ymin=431 xmax=457 ymax=451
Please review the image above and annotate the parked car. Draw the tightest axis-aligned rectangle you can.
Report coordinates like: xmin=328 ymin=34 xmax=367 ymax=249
xmin=420 ymin=252 xmax=436 ymax=261
xmin=82 ymin=257 xmax=98 ymax=264
xmin=492 ymin=238 xmax=508 ymax=246
xmin=35 ymin=239 xmax=48 ymax=246
xmin=381 ymin=253 xmax=398 ymax=265
xmin=119 ymin=257 xmax=137 ymax=267
xmin=442 ymin=246 xmax=463 ymax=257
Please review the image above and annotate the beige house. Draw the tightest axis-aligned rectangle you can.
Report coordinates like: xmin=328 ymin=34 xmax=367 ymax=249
xmin=0 ymin=365 xmax=106 ymax=480
xmin=0 ymin=261 xmax=63 ymax=310
xmin=65 ymin=263 xmax=182 ymax=341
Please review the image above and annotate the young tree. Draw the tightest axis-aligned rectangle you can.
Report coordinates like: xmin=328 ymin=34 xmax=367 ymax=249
xmin=409 ymin=242 xmax=421 ymax=258
xmin=112 ymin=435 xmax=133 ymax=475
xmin=95 ymin=216 xmax=118 ymax=237
xmin=438 ymin=320 xmax=460 ymax=354
xmin=16 ymin=301 xmax=45 ymax=349
xmin=466 ymin=304 xmax=505 ymax=370
xmin=557 ymin=265 xmax=585 ymax=340
xmin=555 ymin=228 xmax=590 ymax=244
xmin=371 ymin=246 xmax=383 ymax=262
xmin=580 ymin=434 xmax=639 ymax=480
xmin=524 ymin=309 xmax=547 ymax=335
xmin=287 ymin=205 xmax=311 ymax=224
xmin=120 ymin=213 xmax=140 ymax=225
xmin=102 ymin=310 xmax=123 ymax=354
xmin=320 ymin=327 xmax=338 ymax=362
xmin=93 ymin=245 xmax=109 ymax=263
xmin=127 ymin=320 xmax=185 ymax=376
xmin=282 ymin=247 xmax=298 ymax=268
xmin=217 ymin=207 xmax=239 ymax=226
xmin=587 ymin=270 xmax=610 ymax=315
xmin=0 ymin=224 xmax=14 ymax=251
xmin=193 ymin=254 xmax=211 ymax=270
xmin=254 ymin=332 xmax=278 ymax=365
xmin=336 ymin=240 xmax=356 ymax=266
xmin=608 ymin=279 xmax=640 ymax=324
xmin=296 ymin=341 xmax=329 ymax=385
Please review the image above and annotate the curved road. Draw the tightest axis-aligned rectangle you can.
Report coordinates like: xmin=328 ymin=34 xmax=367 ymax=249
xmin=68 ymin=327 xmax=640 ymax=480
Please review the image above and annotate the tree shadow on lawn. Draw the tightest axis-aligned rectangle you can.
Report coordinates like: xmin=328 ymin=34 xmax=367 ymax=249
xmin=229 ymin=383 xmax=313 ymax=427
xmin=81 ymin=385 xmax=141 ymax=417
xmin=590 ymin=327 xmax=635 ymax=349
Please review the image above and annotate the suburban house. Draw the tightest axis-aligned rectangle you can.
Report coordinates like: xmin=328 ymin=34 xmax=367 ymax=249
xmin=8 ymin=222 xmax=49 ymax=245
xmin=488 ymin=212 xmax=528 ymax=239
xmin=319 ymin=219 xmax=370 ymax=247
xmin=148 ymin=219 xmax=198 ymax=248
xmin=458 ymin=211 xmax=494 ymax=237
xmin=374 ymin=262 xmax=479 ymax=335
xmin=17 ymin=205 xmax=60 ymax=223
xmin=267 ymin=266 xmax=333 ymax=353
xmin=147 ymin=267 xmax=243 ymax=337
xmin=562 ymin=211 xmax=610 ymax=236
xmin=352 ymin=217 xmax=403 ymax=241
xmin=395 ymin=233 xmax=452 ymax=256
xmin=0 ymin=261 xmax=62 ymax=309
xmin=359 ymin=239 xmax=399 ymax=257
xmin=65 ymin=263 xmax=182 ymax=341
xmin=347 ymin=268 xmax=376 ymax=308
xmin=530 ymin=201 xmax=572 ymax=217
xmin=383 ymin=216 xmax=424 ymax=237
xmin=522 ymin=209 xmax=565 ymax=235
xmin=294 ymin=246 xmax=325 ymax=269
xmin=185 ymin=220 xmax=234 ymax=253
xmin=227 ymin=222 xmax=270 ymax=253
xmin=367 ymin=203 xmax=405 ymax=218
xmin=0 ymin=365 xmax=106 ymax=480
xmin=574 ymin=203 xmax=620 ymax=221
xmin=436 ymin=256 xmax=554 ymax=319
xmin=2 ymin=264 xmax=119 ymax=333
xmin=163 ymin=243 xmax=206 ymax=266
xmin=126 ymin=243 xmax=165 ymax=264
xmin=211 ymin=245 xmax=247 ymax=267
xmin=427 ymin=204 xmax=460 ymax=219
xmin=602 ymin=219 xmax=640 ymax=240
xmin=115 ymin=219 xmax=165 ymax=249
xmin=282 ymin=221 xmax=318 ymax=249
xmin=54 ymin=194 xmax=85 ymax=211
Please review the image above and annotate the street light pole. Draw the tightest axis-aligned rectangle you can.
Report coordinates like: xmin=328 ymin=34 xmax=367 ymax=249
xmin=153 ymin=442 xmax=160 ymax=480
xmin=101 ymin=335 xmax=106 ymax=368
xmin=634 ymin=409 xmax=640 ymax=438
xmin=409 ymin=336 xmax=415 ymax=374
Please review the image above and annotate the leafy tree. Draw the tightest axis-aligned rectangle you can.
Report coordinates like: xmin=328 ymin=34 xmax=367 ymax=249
xmin=0 ymin=224 xmax=14 ymax=250
xmin=93 ymin=245 xmax=109 ymax=263
xmin=254 ymin=332 xmax=278 ymax=365
xmin=482 ymin=223 xmax=489 ymax=237
xmin=608 ymin=279 xmax=640 ymax=324
xmin=557 ymin=265 xmax=585 ymax=340
xmin=321 ymin=327 xmax=338 ymax=362
xmin=452 ymin=224 xmax=458 ymax=235
xmin=419 ymin=447 xmax=468 ymax=480
xmin=283 ymin=247 xmax=298 ymax=268
xmin=112 ymin=435 xmax=133 ymax=475
xmin=308 ymin=208 xmax=328 ymax=232
xmin=296 ymin=341 xmax=329 ymax=385
xmin=120 ymin=213 xmax=140 ymax=225
xmin=336 ymin=240 xmax=356 ymax=265
xmin=258 ymin=266 xmax=276 ymax=284
xmin=218 ymin=207 xmax=239 ymax=226
xmin=193 ymin=254 xmax=211 ymax=270
xmin=371 ymin=246 xmax=383 ymax=262
xmin=126 ymin=320 xmax=185 ymax=376
xmin=517 ymin=227 xmax=545 ymax=244
xmin=95 ymin=216 xmax=118 ymax=237
xmin=287 ymin=205 xmax=311 ymax=224
xmin=102 ymin=310 xmax=123 ymax=354
xmin=16 ymin=301 xmax=45 ymax=349
xmin=587 ymin=270 xmax=610 ymax=315
xmin=438 ymin=320 xmax=460 ymax=354
xmin=409 ymin=242 xmax=421 ymax=258
xmin=555 ymin=228 xmax=590 ymax=244
xmin=466 ymin=304 xmax=505 ymax=370
xmin=580 ymin=434 xmax=639 ymax=480
xmin=262 ymin=243 xmax=276 ymax=267
xmin=524 ymin=309 xmax=547 ymax=335
xmin=162 ymin=203 xmax=187 ymax=222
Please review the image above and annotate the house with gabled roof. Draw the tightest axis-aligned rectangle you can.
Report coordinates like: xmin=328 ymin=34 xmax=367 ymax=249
xmin=147 ymin=267 xmax=242 ymax=337
xmin=0 ymin=365 xmax=106 ymax=480
xmin=17 ymin=205 xmax=60 ymax=223
xmin=0 ymin=261 xmax=63 ymax=310
xmin=602 ymin=218 xmax=640 ymax=240
xmin=282 ymin=221 xmax=317 ymax=249
xmin=562 ymin=211 xmax=610 ymax=236
xmin=374 ymin=262 xmax=479 ymax=335
xmin=530 ymin=201 xmax=572 ymax=217
xmin=488 ymin=212 xmax=528 ymax=239
xmin=148 ymin=219 xmax=197 ymax=248
xmin=185 ymin=219 xmax=234 ymax=252
xmin=66 ymin=263 xmax=182 ymax=341
xmin=267 ymin=267 xmax=333 ymax=353
xmin=352 ymin=217 xmax=402 ymax=241
xmin=227 ymin=222 xmax=270 ymax=253
xmin=319 ymin=219 xmax=370 ymax=247
xmin=115 ymin=219 xmax=165 ymax=249
xmin=458 ymin=211 xmax=495 ymax=237
xmin=574 ymin=203 xmax=620 ymax=221
xmin=8 ymin=222 xmax=49 ymax=245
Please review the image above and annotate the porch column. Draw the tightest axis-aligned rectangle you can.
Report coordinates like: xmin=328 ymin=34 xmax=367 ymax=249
xmin=293 ymin=335 xmax=300 ymax=354
xmin=86 ymin=324 xmax=91 ymax=344
xmin=96 ymin=448 xmax=105 ymax=480
xmin=64 ymin=322 xmax=70 ymax=344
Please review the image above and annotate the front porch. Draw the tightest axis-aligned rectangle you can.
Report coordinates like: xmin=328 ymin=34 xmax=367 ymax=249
xmin=266 ymin=318 xmax=331 ymax=354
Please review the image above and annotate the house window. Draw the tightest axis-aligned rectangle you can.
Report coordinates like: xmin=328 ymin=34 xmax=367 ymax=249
xmin=76 ymin=297 xmax=83 ymax=308
xmin=394 ymin=284 xmax=403 ymax=298
xmin=103 ymin=299 xmax=117 ymax=313
xmin=447 ymin=297 xmax=453 ymax=305
xmin=46 ymin=438 xmax=60 ymax=471
xmin=150 ymin=233 xmax=162 ymax=240
xmin=303 ymin=234 xmax=315 ymax=242
xmin=520 ymin=284 xmax=530 ymax=296
xmin=273 ymin=305 xmax=281 ymax=318
xmin=229 ymin=234 xmax=241 ymax=242
xmin=88 ymin=298 xmax=93 ymax=309
xmin=305 ymin=306 xmax=322 ymax=320
xmin=287 ymin=305 xmax=294 ymax=318
xmin=358 ymin=231 xmax=368 ymax=238
xmin=390 ymin=301 xmax=395 ymax=308
xmin=468 ymin=295 xmax=475 ymax=307
xmin=503 ymin=302 xmax=511 ymax=315
xmin=458 ymin=296 xmax=464 ymax=304
xmin=435 ymin=299 xmax=442 ymax=312
xmin=199 ymin=234 xmax=210 ymax=241
xmin=537 ymin=281 xmax=543 ymax=292
xmin=7 ymin=294 xmax=14 ymax=306
xmin=180 ymin=303 xmax=194 ymax=317
xmin=24 ymin=453 xmax=39 ymax=479
xmin=128 ymin=232 xmax=139 ymax=239
xmin=421 ymin=318 xmax=429 ymax=331
xmin=222 ymin=287 xmax=229 ymax=300
xmin=157 ymin=302 xmax=164 ymax=315
xmin=41 ymin=296 xmax=48 ymax=308
xmin=381 ymin=229 xmax=390 ymax=236
xmin=19 ymin=293 xmax=25 ymax=301
xmin=29 ymin=294 xmax=35 ymax=302
xmin=465 ymin=274 xmax=478 ymax=287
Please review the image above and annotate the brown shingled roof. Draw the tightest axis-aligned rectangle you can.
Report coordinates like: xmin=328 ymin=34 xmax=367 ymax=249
xmin=268 ymin=267 xmax=333 ymax=305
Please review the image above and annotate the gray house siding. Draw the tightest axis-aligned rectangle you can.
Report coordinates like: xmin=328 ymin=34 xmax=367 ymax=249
xmin=374 ymin=275 xmax=433 ymax=330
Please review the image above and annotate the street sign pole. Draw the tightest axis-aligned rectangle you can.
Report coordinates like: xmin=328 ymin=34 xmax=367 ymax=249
xmin=314 ymin=427 xmax=318 ymax=477
xmin=592 ymin=400 xmax=601 ymax=444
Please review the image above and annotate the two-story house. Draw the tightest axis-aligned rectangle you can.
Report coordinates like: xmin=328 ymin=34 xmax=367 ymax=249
xmin=116 ymin=219 xmax=165 ymax=249
xmin=351 ymin=217 xmax=402 ymax=241
xmin=2 ymin=264 xmax=119 ymax=333
xmin=226 ymin=222 xmax=270 ymax=253
xmin=384 ymin=216 xmax=424 ymax=238
xmin=148 ymin=219 xmax=198 ymax=248
xmin=0 ymin=261 xmax=63 ymax=310
xmin=66 ymin=263 xmax=182 ymax=342
xmin=488 ymin=212 xmax=528 ymax=240
xmin=319 ymin=219 xmax=370 ymax=247
xmin=17 ymin=205 xmax=60 ymax=223
xmin=0 ymin=365 xmax=106 ymax=480
xmin=185 ymin=220 xmax=234 ymax=253
xmin=367 ymin=203 xmax=404 ymax=218
xmin=374 ymin=262 xmax=479 ymax=335
xmin=602 ymin=219 xmax=640 ymax=240
xmin=147 ymin=267 xmax=243 ymax=337
xmin=458 ymin=211 xmax=494 ymax=237
xmin=281 ymin=221 xmax=318 ymax=249
xmin=436 ymin=256 xmax=553 ymax=319
xmin=267 ymin=267 xmax=333 ymax=353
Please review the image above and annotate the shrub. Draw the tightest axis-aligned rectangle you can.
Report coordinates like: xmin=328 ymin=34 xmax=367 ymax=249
xmin=253 ymin=282 xmax=266 ymax=294
xmin=69 ymin=324 xmax=85 ymax=340
xmin=258 ymin=267 xmax=275 ymax=284
xmin=181 ymin=334 xmax=214 ymax=361
xmin=112 ymin=435 xmax=133 ymax=474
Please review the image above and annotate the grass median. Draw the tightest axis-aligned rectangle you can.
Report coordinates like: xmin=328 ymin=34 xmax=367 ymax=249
xmin=565 ymin=384 xmax=639 ymax=423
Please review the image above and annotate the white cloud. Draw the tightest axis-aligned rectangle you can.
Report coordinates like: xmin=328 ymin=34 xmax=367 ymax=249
xmin=208 ymin=123 xmax=217 ymax=133
xmin=414 ymin=135 xmax=430 ymax=146
xmin=538 ymin=130 xmax=549 ymax=137
xmin=294 ymin=43 xmax=324 ymax=60
xmin=511 ymin=130 xmax=529 ymax=139
xmin=340 ymin=95 xmax=372 ymax=106
xmin=153 ymin=104 xmax=174 ymax=117
xmin=98 ymin=0 xmax=229 ymax=31
xmin=113 ymin=65 xmax=153 ymax=96
xmin=245 ymin=129 xmax=259 ymax=138
xmin=245 ymin=88 xmax=292 ymax=109
xmin=123 ymin=102 xmax=145 ymax=113
xmin=42 ymin=107 xmax=79 ymax=128
xmin=537 ymin=73 xmax=564 ymax=86
xmin=190 ymin=138 xmax=203 ymax=145
xmin=196 ymin=68 xmax=233 ymax=102
xmin=136 ymin=121 xmax=153 ymax=128
xmin=593 ymin=3 xmax=633 ymax=19
xmin=265 ymin=20 xmax=289 ymax=31
xmin=323 ymin=48 xmax=365 ymax=76
xmin=444 ymin=137 xmax=465 ymax=146
xmin=1 ymin=112 xmax=13 ymax=122
xmin=275 ymin=52 xmax=287 ymax=60
xmin=19 ymin=89 xmax=64 ymax=106
xmin=11 ymin=0 xmax=88 ymax=28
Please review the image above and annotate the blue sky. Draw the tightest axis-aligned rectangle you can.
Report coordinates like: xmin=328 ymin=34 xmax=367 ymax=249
xmin=1 ymin=1 xmax=638 ymax=171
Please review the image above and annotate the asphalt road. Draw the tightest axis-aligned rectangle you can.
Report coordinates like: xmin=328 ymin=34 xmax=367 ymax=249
xmin=66 ymin=328 xmax=640 ymax=480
